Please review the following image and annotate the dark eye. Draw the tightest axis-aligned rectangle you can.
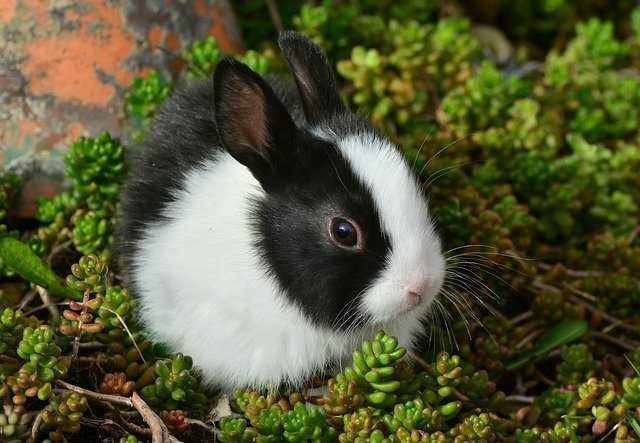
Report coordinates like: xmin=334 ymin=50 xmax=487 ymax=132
xmin=328 ymin=217 xmax=362 ymax=250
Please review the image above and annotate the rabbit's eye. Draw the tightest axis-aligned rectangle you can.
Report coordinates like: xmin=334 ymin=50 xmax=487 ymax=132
xmin=328 ymin=217 xmax=363 ymax=250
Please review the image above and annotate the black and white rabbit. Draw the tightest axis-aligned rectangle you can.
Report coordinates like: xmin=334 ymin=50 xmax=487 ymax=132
xmin=117 ymin=32 xmax=445 ymax=389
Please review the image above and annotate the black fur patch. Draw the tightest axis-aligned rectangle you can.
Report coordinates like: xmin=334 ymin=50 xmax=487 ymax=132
xmin=253 ymin=132 xmax=390 ymax=329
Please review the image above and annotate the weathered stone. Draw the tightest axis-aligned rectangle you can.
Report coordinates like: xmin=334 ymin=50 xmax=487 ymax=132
xmin=1 ymin=0 xmax=242 ymax=161
xmin=1 ymin=0 xmax=243 ymax=216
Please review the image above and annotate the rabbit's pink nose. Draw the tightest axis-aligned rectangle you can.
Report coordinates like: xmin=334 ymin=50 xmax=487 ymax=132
xmin=407 ymin=290 xmax=423 ymax=305
xmin=405 ymin=281 xmax=432 ymax=305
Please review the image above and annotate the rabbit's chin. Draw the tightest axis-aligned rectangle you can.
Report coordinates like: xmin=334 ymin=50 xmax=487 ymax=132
xmin=137 ymin=275 xmax=427 ymax=391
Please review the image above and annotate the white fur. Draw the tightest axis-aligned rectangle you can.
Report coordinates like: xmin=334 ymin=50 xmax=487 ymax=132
xmin=132 ymin=151 xmax=428 ymax=390
xmin=317 ymin=130 xmax=446 ymax=323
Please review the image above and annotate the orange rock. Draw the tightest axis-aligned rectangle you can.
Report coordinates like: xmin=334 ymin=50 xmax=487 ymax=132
xmin=2 ymin=0 xmax=243 ymax=163
xmin=0 ymin=0 xmax=17 ymax=23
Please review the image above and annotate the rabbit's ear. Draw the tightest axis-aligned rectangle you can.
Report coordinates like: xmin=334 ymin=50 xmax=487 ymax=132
xmin=278 ymin=31 xmax=345 ymax=125
xmin=214 ymin=58 xmax=298 ymax=187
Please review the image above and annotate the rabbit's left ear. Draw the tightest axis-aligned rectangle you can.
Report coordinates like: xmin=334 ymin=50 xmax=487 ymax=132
xmin=278 ymin=31 xmax=345 ymax=125
xmin=214 ymin=58 xmax=298 ymax=189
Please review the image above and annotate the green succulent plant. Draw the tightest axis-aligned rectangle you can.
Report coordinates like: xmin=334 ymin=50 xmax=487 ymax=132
xmin=556 ymin=344 xmax=597 ymax=385
xmin=183 ymin=36 xmax=222 ymax=79
xmin=282 ymin=403 xmax=337 ymax=443
xmin=1 ymin=5 xmax=640 ymax=443
xmin=41 ymin=391 xmax=88 ymax=440
xmin=140 ymin=353 xmax=206 ymax=410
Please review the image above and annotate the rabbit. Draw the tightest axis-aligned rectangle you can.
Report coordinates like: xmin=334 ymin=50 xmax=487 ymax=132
xmin=116 ymin=31 xmax=446 ymax=390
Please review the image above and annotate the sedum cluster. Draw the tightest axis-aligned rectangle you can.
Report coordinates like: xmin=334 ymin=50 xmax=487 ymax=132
xmin=1 ymin=1 xmax=640 ymax=441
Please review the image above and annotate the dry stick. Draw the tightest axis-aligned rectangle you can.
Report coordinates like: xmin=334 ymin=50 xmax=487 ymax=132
xmin=47 ymin=240 xmax=72 ymax=266
xmin=56 ymin=381 xmax=183 ymax=443
xmin=509 ymin=310 xmax=533 ymax=326
xmin=27 ymin=411 xmax=43 ymax=443
xmin=515 ymin=329 xmax=543 ymax=350
xmin=563 ymin=283 xmax=598 ymax=302
xmin=567 ymin=295 xmax=638 ymax=335
xmin=185 ymin=418 xmax=216 ymax=434
xmin=408 ymin=351 xmax=431 ymax=372
xmin=264 ymin=0 xmax=284 ymax=33
xmin=56 ymin=380 xmax=133 ymax=407
xmin=591 ymin=331 xmax=639 ymax=351
xmin=132 ymin=392 xmax=179 ymax=443
xmin=533 ymin=278 xmax=639 ymax=335
xmin=534 ymin=368 xmax=554 ymax=386
xmin=538 ymin=262 xmax=604 ymax=278
xmin=627 ymin=225 xmax=639 ymax=244
xmin=0 ymin=354 xmax=21 ymax=365
xmin=72 ymin=288 xmax=91 ymax=359
xmin=504 ymin=395 xmax=535 ymax=404
xmin=25 ymin=301 xmax=70 ymax=316
xmin=17 ymin=287 xmax=38 ymax=310
xmin=115 ymin=409 xmax=152 ymax=436
xmin=36 ymin=285 xmax=59 ymax=321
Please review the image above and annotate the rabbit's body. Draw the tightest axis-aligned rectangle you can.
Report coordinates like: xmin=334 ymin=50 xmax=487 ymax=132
xmin=118 ymin=33 xmax=445 ymax=389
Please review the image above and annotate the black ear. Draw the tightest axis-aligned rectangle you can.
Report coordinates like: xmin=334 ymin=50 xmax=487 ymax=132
xmin=278 ymin=31 xmax=345 ymax=125
xmin=214 ymin=58 xmax=298 ymax=187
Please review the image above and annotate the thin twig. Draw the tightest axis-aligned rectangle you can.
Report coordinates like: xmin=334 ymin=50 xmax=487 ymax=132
xmin=532 ymin=278 xmax=561 ymax=294
xmin=36 ymin=285 xmax=59 ymax=321
xmin=27 ymin=411 xmax=43 ymax=443
xmin=185 ymin=418 xmax=216 ymax=434
xmin=568 ymin=295 xmax=638 ymax=335
xmin=451 ymin=388 xmax=470 ymax=402
xmin=24 ymin=301 xmax=70 ymax=316
xmin=0 ymin=354 xmax=21 ymax=365
xmin=510 ymin=310 xmax=533 ymax=326
xmin=132 ymin=392 xmax=182 ymax=443
xmin=47 ymin=240 xmax=72 ymax=265
xmin=17 ymin=288 xmax=37 ymax=310
xmin=515 ymin=329 xmax=543 ymax=350
xmin=264 ymin=0 xmax=284 ymax=33
xmin=627 ymin=225 xmax=639 ymax=244
xmin=591 ymin=331 xmax=639 ymax=351
xmin=408 ymin=351 xmax=431 ymax=371
xmin=55 ymin=381 xmax=182 ymax=443
xmin=505 ymin=395 xmax=535 ymax=404
xmin=534 ymin=368 xmax=555 ymax=386
xmin=100 ymin=306 xmax=147 ymax=367
xmin=564 ymin=284 xmax=598 ymax=302
xmin=538 ymin=263 xmax=604 ymax=278
xmin=71 ymin=289 xmax=91 ymax=359
xmin=116 ymin=411 xmax=152 ymax=436
xmin=56 ymin=380 xmax=133 ymax=407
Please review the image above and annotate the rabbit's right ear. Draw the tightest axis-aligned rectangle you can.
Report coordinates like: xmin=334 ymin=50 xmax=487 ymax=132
xmin=278 ymin=31 xmax=345 ymax=125
xmin=214 ymin=58 xmax=297 ymax=188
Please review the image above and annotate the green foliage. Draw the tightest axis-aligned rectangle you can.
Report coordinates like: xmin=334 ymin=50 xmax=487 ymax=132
xmin=2 ymin=4 xmax=640 ymax=442
xmin=124 ymin=70 xmax=172 ymax=144
xmin=34 ymin=132 xmax=125 ymax=263
xmin=556 ymin=344 xmax=596 ymax=385
xmin=282 ymin=403 xmax=337 ymax=443
xmin=0 ymin=236 xmax=81 ymax=300
xmin=140 ymin=353 xmax=206 ymax=410
xmin=183 ymin=36 xmax=222 ymax=79
xmin=0 ymin=404 xmax=34 ymax=441
xmin=41 ymin=391 xmax=88 ymax=440
xmin=65 ymin=132 xmax=125 ymax=195
xmin=0 ymin=173 xmax=18 ymax=225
